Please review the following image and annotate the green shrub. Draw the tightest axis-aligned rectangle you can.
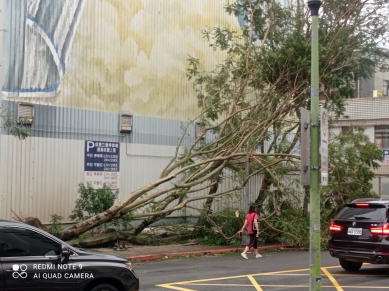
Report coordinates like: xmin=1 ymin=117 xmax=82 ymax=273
xmin=196 ymin=207 xmax=244 ymax=245
xmin=48 ymin=214 xmax=63 ymax=236
xmin=197 ymin=228 xmax=229 ymax=245
xmin=69 ymin=183 xmax=118 ymax=222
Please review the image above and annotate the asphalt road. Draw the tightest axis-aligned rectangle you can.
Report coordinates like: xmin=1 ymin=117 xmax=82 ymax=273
xmin=133 ymin=250 xmax=389 ymax=291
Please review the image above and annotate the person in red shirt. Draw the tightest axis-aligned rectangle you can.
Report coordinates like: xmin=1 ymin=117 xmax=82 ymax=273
xmin=239 ymin=204 xmax=262 ymax=259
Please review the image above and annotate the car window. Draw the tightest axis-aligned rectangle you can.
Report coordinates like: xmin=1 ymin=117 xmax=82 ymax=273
xmin=0 ymin=227 xmax=60 ymax=257
xmin=336 ymin=205 xmax=387 ymax=221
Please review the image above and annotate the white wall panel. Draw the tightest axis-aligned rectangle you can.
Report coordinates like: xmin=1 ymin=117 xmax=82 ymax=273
xmin=2 ymin=136 xmax=242 ymax=223
xmin=364 ymin=126 xmax=375 ymax=143
xmin=0 ymin=136 xmax=84 ymax=223
xmin=331 ymin=127 xmax=341 ymax=136
xmin=339 ymin=98 xmax=389 ymax=120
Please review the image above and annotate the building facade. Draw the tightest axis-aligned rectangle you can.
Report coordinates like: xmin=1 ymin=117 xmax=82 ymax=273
xmin=358 ymin=54 xmax=389 ymax=98
xmin=331 ymin=97 xmax=389 ymax=198
xmin=0 ymin=0 xmax=251 ymax=223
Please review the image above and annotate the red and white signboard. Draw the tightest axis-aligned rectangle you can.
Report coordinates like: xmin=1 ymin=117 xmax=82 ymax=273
xmin=320 ymin=108 xmax=328 ymax=186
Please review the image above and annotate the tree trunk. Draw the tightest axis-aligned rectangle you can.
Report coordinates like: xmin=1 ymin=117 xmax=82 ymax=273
xmin=195 ymin=173 xmax=220 ymax=228
xmin=59 ymin=175 xmax=176 ymax=241
xmin=255 ymin=172 xmax=272 ymax=213
xmin=132 ymin=194 xmax=180 ymax=236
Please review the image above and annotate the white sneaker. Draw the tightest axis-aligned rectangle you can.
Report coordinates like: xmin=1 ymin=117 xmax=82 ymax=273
xmin=241 ymin=253 xmax=248 ymax=260
xmin=255 ymin=254 xmax=262 ymax=258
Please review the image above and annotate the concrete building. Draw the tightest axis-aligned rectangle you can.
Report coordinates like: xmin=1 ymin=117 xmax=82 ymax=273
xmin=358 ymin=54 xmax=389 ymax=98
xmin=331 ymin=96 xmax=389 ymax=198
xmin=331 ymin=53 xmax=389 ymax=197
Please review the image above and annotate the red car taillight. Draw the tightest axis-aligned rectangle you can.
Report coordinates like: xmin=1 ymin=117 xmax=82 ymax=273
xmin=370 ymin=223 xmax=389 ymax=235
xmin=355 ymin=203 xmax=370 ymax=207
xmin=329 ymin=221 xmax=343 ymax=232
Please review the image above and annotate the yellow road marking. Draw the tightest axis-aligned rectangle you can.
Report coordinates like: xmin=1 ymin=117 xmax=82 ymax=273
xmin=324 ymin=263 xmax=372 ymax=270
xmin=322 ymin=267 xmax=343 ymax=291
xmin=180 ymin=284 xmax=311 ymax=287
xmin=158 ymin=266 xmax=328 ymax=286
xmin=156 ymin=268 xmax=313 ymax=291
xmin=186 ymin=283 xmax=265 ymax=287
xmin=156 ymin=266 xmax=340 ymax=290
xmin=330 ymin=274 xmax=389 ymax=277
xmin=156 ymin=265 xmax=389 ymax=290
xmin=248 ymin=275 xmax=264 ymax=291
xmin=324 ymin=265 xmax=346 ymax=269
xmin=156 ymin=284 xmax=196 ymax=291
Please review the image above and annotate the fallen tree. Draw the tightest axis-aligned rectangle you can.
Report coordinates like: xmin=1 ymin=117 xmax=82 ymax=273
xmin=55 ymin=0 xmax=387 ymax=242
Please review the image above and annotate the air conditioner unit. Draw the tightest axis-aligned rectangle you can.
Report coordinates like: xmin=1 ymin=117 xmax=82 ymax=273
xmin=120 ymin=114 xmax=133 ymax=132
xmin=17 ymin=103 xmax=34 ymax=124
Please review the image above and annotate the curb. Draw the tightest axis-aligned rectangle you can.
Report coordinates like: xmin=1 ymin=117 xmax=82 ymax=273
xmin=126 ymin=244 xmax=290 ymax=262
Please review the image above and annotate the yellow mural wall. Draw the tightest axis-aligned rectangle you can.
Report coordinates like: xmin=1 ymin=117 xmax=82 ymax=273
xmin=53 ymin=0 xmax=240 ymax=120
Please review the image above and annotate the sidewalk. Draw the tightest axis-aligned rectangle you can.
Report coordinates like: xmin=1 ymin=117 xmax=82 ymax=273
xmin=94 ymin=243 xmax=291 ymax=262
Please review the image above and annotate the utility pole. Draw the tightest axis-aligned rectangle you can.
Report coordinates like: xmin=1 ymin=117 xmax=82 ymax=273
xmin=307 ymin=1 xmax=322 ymax=291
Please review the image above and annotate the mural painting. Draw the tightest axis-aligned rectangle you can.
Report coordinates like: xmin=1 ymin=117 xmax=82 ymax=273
xmin=2 ymin=0 xmax=240 ymax=120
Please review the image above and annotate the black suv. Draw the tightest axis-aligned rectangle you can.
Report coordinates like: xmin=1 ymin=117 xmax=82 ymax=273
xmin=0 ymin=220 xmax=139 ymax=291
xmin=329 ymin=198 xmax=389 ymax=271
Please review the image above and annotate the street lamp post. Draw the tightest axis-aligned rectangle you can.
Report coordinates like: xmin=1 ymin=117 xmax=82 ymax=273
xmin=307 ymin=1 xmax=322 ymax=291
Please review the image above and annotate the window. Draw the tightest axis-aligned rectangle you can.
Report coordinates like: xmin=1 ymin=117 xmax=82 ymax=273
xmin=0 ymin=228 xmax=60 ymax=257
xmin=336 ymin=205 xmax=387 ymax=221
xmin=342 ymin=126 xmax=352 ymax=135
xmin=375 ymin=126 xmax=389 ymax=148
xmin=384 ymin=80 xmax=389 ymax=96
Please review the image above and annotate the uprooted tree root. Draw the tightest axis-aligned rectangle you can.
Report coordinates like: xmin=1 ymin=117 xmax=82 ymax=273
xmin=10 ymin=208 xmax=49 ymax=233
